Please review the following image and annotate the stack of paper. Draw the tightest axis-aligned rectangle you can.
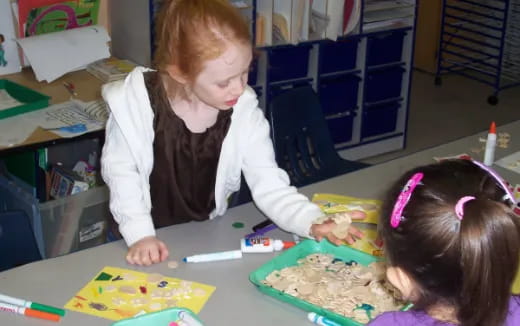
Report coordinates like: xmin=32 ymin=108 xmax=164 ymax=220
xmin=86 ymin=58 xmax=137 ymax=83
xmin=16 ymin=25 xmax=111 ymax=82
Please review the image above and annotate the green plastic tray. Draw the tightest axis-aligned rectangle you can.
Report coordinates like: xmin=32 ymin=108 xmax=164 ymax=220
xmin=249 ymin=239 xmax=384 ymax=326
xmin=0 ymin=79 xmax=50 ymax=119
xmin=111 ymin=307 xmax=204 ymax=326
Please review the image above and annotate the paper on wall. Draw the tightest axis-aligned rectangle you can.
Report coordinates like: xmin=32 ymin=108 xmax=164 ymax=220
xmin=0 ymin=0 xmax=22 ymax=76
xmin=16 ymin=25 xmax=110 ymax=82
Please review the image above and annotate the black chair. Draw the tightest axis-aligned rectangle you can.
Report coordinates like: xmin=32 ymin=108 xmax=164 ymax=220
xmin=269 ymin=86 xmax=369 ymax=187
xmin=248 ymin=86 xmax=370 ymax=231
xmin=228 ymin=173 xmax=253 ymax=208
xmin=0 ymin=210 xmax=42 ymax=271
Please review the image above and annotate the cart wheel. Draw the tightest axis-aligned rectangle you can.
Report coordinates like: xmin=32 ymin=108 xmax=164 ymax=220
xmin=487 ymin=95 xmax=498 ymax=105
xmin=434 ymin=76 xmax=442 ymax=86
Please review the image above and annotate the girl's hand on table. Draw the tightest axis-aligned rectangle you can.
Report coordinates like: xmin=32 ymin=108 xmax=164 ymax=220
xmin=126 ymin=236 xmax=169 ymax=266
xmin=310 ymin=210 xmax=366 ymax=245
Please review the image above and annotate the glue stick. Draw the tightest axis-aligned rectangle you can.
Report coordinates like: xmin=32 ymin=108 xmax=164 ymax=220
xmin=240 ymin=236 xmax=295 ymax=253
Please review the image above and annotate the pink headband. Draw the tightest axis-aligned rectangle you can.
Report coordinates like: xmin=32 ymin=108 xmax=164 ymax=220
xmin=390 ymin=172 xmax=423 ymax=228
xmin=455 ymin=196 xmax=475 ymax=219
xmin=470 ymin=159 xmax=515 ymax=203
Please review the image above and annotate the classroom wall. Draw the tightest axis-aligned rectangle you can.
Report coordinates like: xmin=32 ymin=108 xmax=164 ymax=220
xmin=98 ymin=0 xmax=111 ymax=36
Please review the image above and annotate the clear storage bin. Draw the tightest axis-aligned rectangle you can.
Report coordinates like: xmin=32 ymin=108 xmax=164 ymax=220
xmin=0 ymin=173 xmax=111 ymax=258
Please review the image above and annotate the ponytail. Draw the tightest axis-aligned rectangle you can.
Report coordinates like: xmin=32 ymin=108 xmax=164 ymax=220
xmin=457 ymin=199 xmax=520 ymax=326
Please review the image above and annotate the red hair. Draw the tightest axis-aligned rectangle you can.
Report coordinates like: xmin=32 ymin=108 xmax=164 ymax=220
xmin=154 ymin=0 xmax=251 ymax=87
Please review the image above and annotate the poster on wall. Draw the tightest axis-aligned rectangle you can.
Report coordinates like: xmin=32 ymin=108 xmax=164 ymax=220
xmin=17 ymin=0 xmax=100 ymax=37
xmin=0 ymin=0 xmax=22 ymax=76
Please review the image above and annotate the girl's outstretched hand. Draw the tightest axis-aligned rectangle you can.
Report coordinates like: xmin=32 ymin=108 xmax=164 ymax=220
xmin=126 ymin=236 xmax=169 ymax=266
xmin=310 ymin=210 xmax=366 ymax=246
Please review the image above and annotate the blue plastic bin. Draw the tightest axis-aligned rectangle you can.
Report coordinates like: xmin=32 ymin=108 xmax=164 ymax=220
xmin=361 ymin=102 xmax=400 ymax=138
xmin=366 ymin=31 xmax=405 ymax=66
xmin=320 ymin=38 xmax=359 ymax=74
xmin=326 ymin=112 xmax=356 ymax=144
xmin=268 ymin=80 xmax=312 ymax=99
xmin=248 ymin=57 xmax=258 ymax=86
xmin=267 ymin=45 xmax=312 ymax=82
xmin=319 ymin=74 xmax=360 ymax=115
xmin=252 ymin=85 xmax=262 ymax=97
xmin=365 ymin=66 xmax=405 ymax=103
xmin=0 ymin=174 xmax=44 ymax=258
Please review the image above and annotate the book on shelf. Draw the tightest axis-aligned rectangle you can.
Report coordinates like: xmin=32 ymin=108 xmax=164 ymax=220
xmin=49 ymin=164 xmax=89 ymax=199
xmin=86 ymin=57 xmax=136 ymax=83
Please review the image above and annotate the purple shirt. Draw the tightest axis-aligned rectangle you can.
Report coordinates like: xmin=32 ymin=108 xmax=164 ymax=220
xmin=368 ymin=297 xmax=520 ymax=326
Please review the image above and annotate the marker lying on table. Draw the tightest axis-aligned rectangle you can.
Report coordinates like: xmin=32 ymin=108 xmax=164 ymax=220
xmin=244 ymin=223 xmax=278 ymax=239
xmin=308 ymin=312 xmax=342 ymax=326
xmin=183 ymin=249 xmax=243 ymax=263
xmin=0 ymin=302 xmax=61 ymax=322
xmin=0 ymin=293 xmax=66 ymax=316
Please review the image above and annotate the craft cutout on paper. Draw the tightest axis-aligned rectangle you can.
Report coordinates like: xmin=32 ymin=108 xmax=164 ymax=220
xmin=312 ymin=193 xmax=383 ymax=256
xmin=64 ymin=266 xmax=216 ymax=321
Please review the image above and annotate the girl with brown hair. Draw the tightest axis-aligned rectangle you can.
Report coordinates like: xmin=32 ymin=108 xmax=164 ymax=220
xmin=369 ymin=159 xmax=520 ymax=325
xmin=101 ymin=0 xmax=364 ymax=266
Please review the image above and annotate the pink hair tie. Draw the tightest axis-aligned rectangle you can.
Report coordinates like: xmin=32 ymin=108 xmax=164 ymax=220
xmin=455 ymin=196 xmax=476 ymax=220
xmin=390 ymin=172 xmax=424 ymax=228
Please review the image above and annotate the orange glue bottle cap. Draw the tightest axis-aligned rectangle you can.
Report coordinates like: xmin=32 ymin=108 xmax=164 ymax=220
xmin=489 ymin=121 xmax=496 ymax=134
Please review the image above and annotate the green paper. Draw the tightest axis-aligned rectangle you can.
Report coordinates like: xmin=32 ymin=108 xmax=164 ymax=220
xmin=95 ymin=272 xmax=113 ymax=281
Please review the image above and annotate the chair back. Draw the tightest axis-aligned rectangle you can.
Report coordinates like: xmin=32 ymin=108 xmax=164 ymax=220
xmin=269 ymin=86 xmax=366 ymax=187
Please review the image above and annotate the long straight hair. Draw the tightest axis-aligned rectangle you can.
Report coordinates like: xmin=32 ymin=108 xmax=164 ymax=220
xmin=380 ymin=159 xmax=520 ymax=326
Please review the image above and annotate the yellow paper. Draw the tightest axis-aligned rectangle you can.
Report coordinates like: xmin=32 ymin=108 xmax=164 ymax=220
xmin=64 ymin=266 xmax=216 ymax=321
xmin=312 ymin=193 xmax=382 ymax=224
xmin=513 ymin=269 xmax=520 ymax=294
xmin=312 ymin=193 xmax=384 ymax=257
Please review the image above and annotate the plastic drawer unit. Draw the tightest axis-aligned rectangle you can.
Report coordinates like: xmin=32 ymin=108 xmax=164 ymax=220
xmin=319 ymin=74 xmax=360 ymax=115
xmin=319 ymin=38 xmax=359 ymax=74
xmin=366 ymin=31 xmax=406 ymax=66
xmin=267 ymin=45 xmax=312 ymax=82
xmin=327 ymin=111 xmax=357 ymax=144
xmin=248 ymin=57 xmax=259 ymax=86
xmin=268 ymin=80 xmax=313 ymax=99
xmin=361 ymin=101 xmax=401 ymax=139
xmin=364 ymin=66 xmax=405 ymax=103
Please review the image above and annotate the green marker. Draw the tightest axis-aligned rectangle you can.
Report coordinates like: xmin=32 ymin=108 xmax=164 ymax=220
xmin=0 ymin=293 xmax=66 ymax=316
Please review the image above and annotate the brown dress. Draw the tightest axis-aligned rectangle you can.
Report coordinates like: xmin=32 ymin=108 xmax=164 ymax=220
xmin=144 ymin=72 xmax=232 ymax=228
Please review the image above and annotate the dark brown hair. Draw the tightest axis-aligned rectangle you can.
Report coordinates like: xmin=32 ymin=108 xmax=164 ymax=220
xmin=380 ymin=159 xmax=520 ymax=326
xmin=153 ymin=0 xmax=250 ymax=87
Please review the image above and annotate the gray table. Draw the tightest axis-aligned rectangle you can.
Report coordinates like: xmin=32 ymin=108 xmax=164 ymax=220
xmin=1 ymin=120 xmax=519 ymax=326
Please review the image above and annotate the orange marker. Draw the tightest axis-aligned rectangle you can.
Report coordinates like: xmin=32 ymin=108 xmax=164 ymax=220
xmin=0 ymin=302 xmax=61 ymax=322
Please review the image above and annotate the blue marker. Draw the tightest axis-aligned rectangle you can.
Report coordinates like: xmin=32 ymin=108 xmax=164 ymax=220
xmin=307 ymin=312 xmax=342 ymax=326
xmin=182 ymin=249 xmax=242 ymax=263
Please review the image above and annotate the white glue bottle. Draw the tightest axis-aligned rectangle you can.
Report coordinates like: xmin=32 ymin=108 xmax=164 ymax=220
xmin=240 ymin=237 xmax=296 ymax=253
xmin=483 ymin=121 xmax=497 ymax=166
